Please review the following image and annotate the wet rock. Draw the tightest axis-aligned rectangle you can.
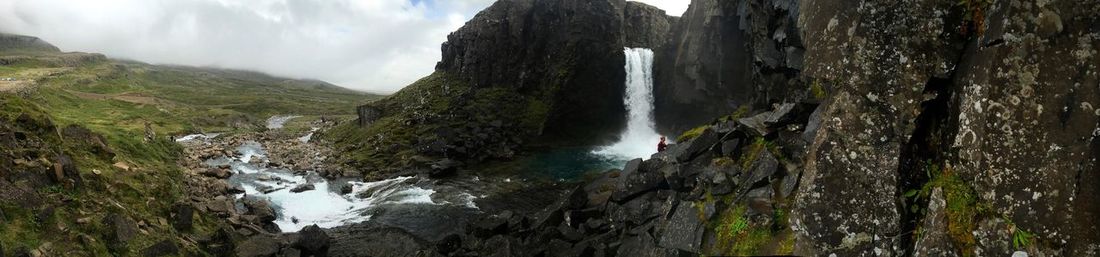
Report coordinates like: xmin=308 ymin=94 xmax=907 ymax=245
xmin=339 ymin=184 xmax=353 ymax=195
xmin=227 ymin=184 xmax=246 ymax=194
xmin=289 ymin=184 xmax=315 ymax=193
xmin=429 ymin=158 xmax=460 ymax=178
xmin=235 ymin=236 xmax=280 ymax=257
xmin=471 ymin=215 xmax=508 ymax=238
xmin=657 ymin=203 xmax=705 ymax=253
xmin=140 ymin=239 xmax=178 ymax=257
xmin=294 ymin=224 xmax=331 ymax=256
xmin=102 ymin=213 xmax=138 ymax=251
xmin=201 ymin=168 xmax=232 ymax=179
xmin=242 ymin=197 xmax=276 ymax=223
xmin=435 ymin=234 xmax=462 ymax=255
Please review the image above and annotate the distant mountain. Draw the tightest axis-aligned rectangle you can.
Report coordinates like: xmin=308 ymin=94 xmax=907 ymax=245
xmin=0 ymin=33 xmax=61 ymax=53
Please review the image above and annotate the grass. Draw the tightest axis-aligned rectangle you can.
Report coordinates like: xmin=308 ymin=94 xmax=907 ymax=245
xmin=0 ymin=49 xmax=372 ymax=255
xmin=324 ymin=71 xmax=557 ymax=177
xmin=712 ymin=204 xmax=775 ymax=256
xmin=904 ymin=163 xmax=982 ymax=257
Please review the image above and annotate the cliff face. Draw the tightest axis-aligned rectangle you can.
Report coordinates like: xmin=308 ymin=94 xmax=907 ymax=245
xmin=652 ymin=0 xmax=805 ymax=135
xmin=793 ymin=0 xmax=1100 ymax=255
xmin=338 ymin=0 xmax=675 ymax=175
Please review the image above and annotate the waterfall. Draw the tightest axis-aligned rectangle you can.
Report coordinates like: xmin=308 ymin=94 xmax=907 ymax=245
xmin=594 ymin=48 xmax=663 ymax=159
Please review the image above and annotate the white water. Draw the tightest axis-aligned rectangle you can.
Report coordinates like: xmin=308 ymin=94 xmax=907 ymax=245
xmin=217 ymin=141 xmax=477 ymax=232
xmin=266 ymin=115 xmax=301 ymax=129
xmin=595 ymin=48 xmax=663 ymax=159
xmin=175 ymin=133 xmax=221 ymax=142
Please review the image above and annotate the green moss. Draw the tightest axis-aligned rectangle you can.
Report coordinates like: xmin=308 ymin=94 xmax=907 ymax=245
xmin=809 ymin=79 xmax=827 ymax=100
xmin=678 ymin=125 xmax=709 ymax=142
xmin=712 ymin=157 xmax=735 ymax=167
xmin=905 ymin=164 xmax=981 ymax=257
xmin=713 ymin=204 xmax=774 ymax=256
xmin=739 ymin=137 xmax=768 ymax=170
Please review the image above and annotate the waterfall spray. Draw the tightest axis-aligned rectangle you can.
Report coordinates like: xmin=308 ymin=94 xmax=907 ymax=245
xmin=594 ymin=48 xmax=663 ymax=159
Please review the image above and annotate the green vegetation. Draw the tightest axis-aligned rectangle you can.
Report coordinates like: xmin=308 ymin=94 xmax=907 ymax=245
xmin=809 ymin=79 xmax=827 ymax=100
xmin=903 ymin=163 xmax=982 ymax=257
xmin=739 ymin=137 xmax=770 ymax=170
xmin=712 ymin=204 xmax=779 ymax=256
xmin=0 ymin=48 xmax=372 ymax=255
xmin=1013 ymin=227 xmax=1033 ymax=250
xmin=678 ymin=125 xmax=709 ymax=142
xmin=325 ymin=71 xmax=558 ymax=176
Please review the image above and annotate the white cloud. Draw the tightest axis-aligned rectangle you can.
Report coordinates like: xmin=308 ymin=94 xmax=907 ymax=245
xmin=630 ymin=0 xmax=690 ymax=16
xmin=0 ymin=0 xmax=494 ymax=93
xmin=0 ymin=0 xmax=690 ymax=93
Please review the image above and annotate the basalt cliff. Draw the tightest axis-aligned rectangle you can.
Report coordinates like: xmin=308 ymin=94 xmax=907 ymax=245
xmin=330 ymin=0 xmax=1100 ymax=256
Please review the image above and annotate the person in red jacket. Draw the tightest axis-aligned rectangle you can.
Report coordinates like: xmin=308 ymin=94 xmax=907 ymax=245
xmin=657 ymin=136 xmax=668 ymax=152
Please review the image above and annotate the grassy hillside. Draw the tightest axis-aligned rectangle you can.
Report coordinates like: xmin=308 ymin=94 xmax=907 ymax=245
xmin=0 ymin=36 xmax=380 ymax=256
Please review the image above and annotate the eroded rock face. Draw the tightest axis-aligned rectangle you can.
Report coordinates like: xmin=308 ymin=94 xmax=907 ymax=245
xmin=436 ymin=0 xmax=639 ymax=143
xmin=653 ymin=0 xmax=806 ymax=135
xmin=950 ymin=0 xmax=1100 ymax=254
xmin=792 ymin=0 xmax=964 ymax=255
xmin=652 ymin=0 xmax=752 ymax=134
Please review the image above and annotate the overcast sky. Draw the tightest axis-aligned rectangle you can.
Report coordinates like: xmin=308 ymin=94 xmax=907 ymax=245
xmin=0 ymin=0 xmax=688 ymax=93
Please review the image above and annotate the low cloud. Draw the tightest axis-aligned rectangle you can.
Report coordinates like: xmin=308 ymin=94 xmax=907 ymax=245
xmin=0 ymin=0 xmax=688 ymax=93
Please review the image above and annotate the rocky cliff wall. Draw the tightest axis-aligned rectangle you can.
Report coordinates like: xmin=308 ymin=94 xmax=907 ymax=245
xmin=340 ymin=0 xmax=676 ymax=175
xmin=652 ymin=0 xmax=805 ymax=136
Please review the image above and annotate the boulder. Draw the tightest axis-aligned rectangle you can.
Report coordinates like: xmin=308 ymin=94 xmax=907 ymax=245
xmin=289 ymin=184 xmax=315 ymax=193
xmin=235 ymin=236 xmax=280 ymax=257
xmin=339 ymin=184 xmax=353 ymax=195
xmin=657 ymin=203 xmax=705 ymax=253
xmin=674 ymin=128 xmax=720 ymax=163
xmin=428 ymin=158 xmax=460 ymax=178
xmin=610 ymin=165 xmax=665 ymax=202
xmin=739 ymin=150 xmax=778 ymax=190
xmin=170 ymin=203 xmax=194 ymax=232
xmin=294 ymin=224 xmax=331 ymax=255
xmin=102 ymin=213 xmax=138 ymax=251
xmin=720 ymin=138 xmax=741 ymax=156
xmin=140 ymin=239 xmax=178 ymax=257
xmin=241 ymin=197 xmax=277 ymax=223
xmin=54 ymin=154 xmax=81 ymax=188
xmin=735 ymin=103 xmax=797 ymax=136
xmin=201 ymin=168 xmax=232 ymax=179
